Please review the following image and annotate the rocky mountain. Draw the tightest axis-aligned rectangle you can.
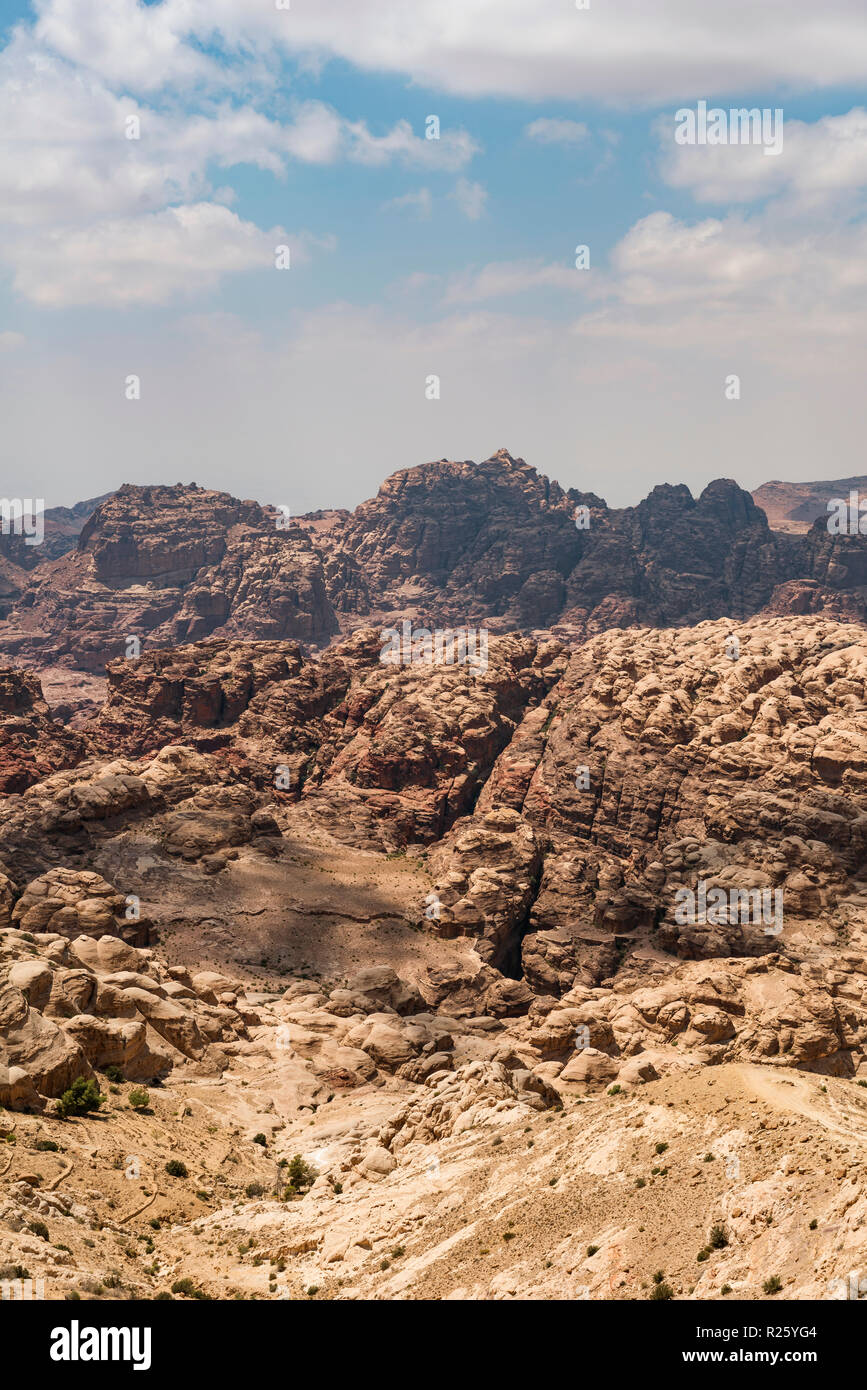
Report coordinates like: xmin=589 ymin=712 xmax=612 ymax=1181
xmin=1 ymin=610 xmax=867 ymax=1300
xmin=753 ymin=476 xmax=867 ymax=535
xmin=0 ymin=494 xmax=110 ymax=620
xmin=3 ymin=460 xmax=867 ymax=1304
xmin=5 ymin=453 xmax=867 ymax=681
xmin=0 ymin=484 xmax=338 ymax=672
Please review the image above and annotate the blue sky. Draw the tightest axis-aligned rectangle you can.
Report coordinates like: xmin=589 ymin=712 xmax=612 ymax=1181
xmin=1 ymin=1 xmax=867 ymax=512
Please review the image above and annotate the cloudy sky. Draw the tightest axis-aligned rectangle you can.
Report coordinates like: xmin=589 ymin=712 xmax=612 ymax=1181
xmin=1 ymin=0 xmax=867 ymax=512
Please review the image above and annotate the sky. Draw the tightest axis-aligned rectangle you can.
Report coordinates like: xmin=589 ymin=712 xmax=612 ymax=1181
xmin=1 ymin=0 xmax=867 ymax=513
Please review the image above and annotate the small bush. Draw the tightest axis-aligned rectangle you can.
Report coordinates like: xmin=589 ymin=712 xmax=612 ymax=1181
xmin=286 ymin=1154 xmax=317 ymax=1191
xmin=721 ymin=1284 xmax=732 ymax=1296
xmin=607 ymin=1085 xmax=622 ymax=1096
xmin=763 ymin=1275 xmax=783 ymax=1295
xmin=649 ymin=1281 xmax=674 ymax=1301
xmin=809 ymin=1219 xmax=818 ymax=1231
xmin=29 ymin=1222 xmax=49 ymax=1240
xmin=709 ymin=1224 xmax=729 ymax=1250
xmin=252 ymin=1133 xmax=267 ymax=1147
xmin=164 ymin=1159 xmax=188 ymax=1178
xmin=245 ymin=1182 xmax=266 ymax=1198
xmin=57 ymin=1077 xmax=104 ymax=1119
xmin=587 ymin=1245 xmax=599 ymax=1257
xmin=655 ymin=1142 xmax=668 ymax=1155
xmin=103 ymin=1065 xmax=124 ymax=1084
xmin=128 ymin=1088 xmax=150 ymax=1111
xmin=171 ymin=1278 xmax=209 ymax=1300
xmin=35 ymin=1139 xmax=61 ymax=1153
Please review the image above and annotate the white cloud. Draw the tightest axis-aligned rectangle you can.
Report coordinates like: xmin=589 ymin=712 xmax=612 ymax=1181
xmin=660 ymin=106 xmax=867 ymax=209
xmin=33 ymin=0 xmax=220 ymax=92
xmin=525 ymin=118 xmax=589 ymax=145
xmin=0 ymin=29 xmax=476 ymax=308
xmin=31 ymin=0 xmax=867 ymax=105
xmin=450 ymin=178 xmax=487 ymax=220
xmin=575 ymin=208 xmax=867 ymax=372
xmin=10 ymin=203 xmax=286 ymax=307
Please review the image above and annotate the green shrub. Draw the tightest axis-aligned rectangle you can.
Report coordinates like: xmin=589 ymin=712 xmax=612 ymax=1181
xmin=171 ymin=1278 xmax=209 ymax=1300
xmin=286 ymin=1154 xmax=317 ymax=1191
xmin=128 ymin=1088 xmax=150 ymax=1111
xmin=28 ymin=1222 xmax=49 ymax=1240
xmin=763 ymin=1275 xmax=783 ymax=1295
xmin=35 ymin=1139 xmax=61 ymax=1152
xmin=649 ymin=1281 xmax=674 ymax=1300
xmin=103 ymin=1065 xmax=124 ymax=1084
xmin=57 ymin=1078 xmax=104 ymax=1118
xmin=709 ymin=1224 xmax=729 ymax=1250
xmin=164 ymin=1159 xmax=188 ymax=1178
xmin=252 ymin=1133 xmax=267 ymax=1147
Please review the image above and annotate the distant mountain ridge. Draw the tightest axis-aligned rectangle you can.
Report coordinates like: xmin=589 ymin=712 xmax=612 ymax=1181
xmin=751 ymin=476 xmax=867 ymax=534
xmin=1 ymin=452 xmax=865 ymax=671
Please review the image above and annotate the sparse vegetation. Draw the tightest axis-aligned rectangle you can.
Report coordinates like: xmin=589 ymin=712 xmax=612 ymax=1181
xmin=649 ymin=1280 xmax=674 ymax=1300
xmin=57 ymin=1077 xmax=103 ymax=1118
